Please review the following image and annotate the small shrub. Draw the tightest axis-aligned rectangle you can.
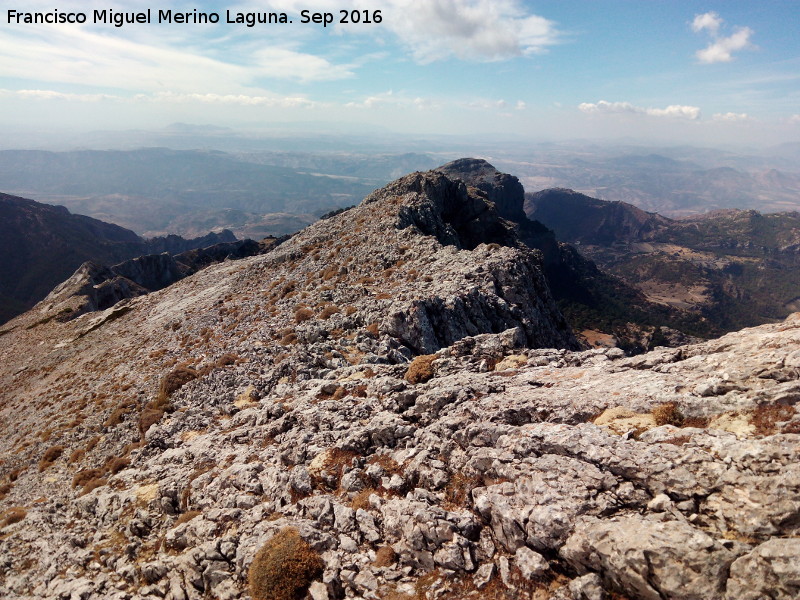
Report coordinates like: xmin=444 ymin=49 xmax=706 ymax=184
xmin=78 ymin=478 xmax=107 ymax=496
xmin=0 ymin=483 xmax=12 ymax=501
xmin=248 ymin=527 xmax=324 ymax=600
xmin=279 ymin=333 xmax=299 ymax=346
xmin=652 ymin=402 xmax=684 ymax=427
xmin=405 ymin=355 xmax=437 ymax=384
xmin=366 ymin=322 xmax=380 ymax=336
xmin=374 ymin=545 xmax=397 ymax=567
xmin=85 ymin=436 xmax=101 ymax=453
xmin=104 ymin=401 xmax=135 ymax=427
xmin=682 ymin=416 xmax=710 ymax=428
xmin=38 ymin=445 xmax=64 ymax=472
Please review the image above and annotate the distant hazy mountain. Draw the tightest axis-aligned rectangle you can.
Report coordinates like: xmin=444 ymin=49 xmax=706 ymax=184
xmin=0 ymin=148 xmax=383 ymax=237
xmin=0 ymin=192 xmax=234 ymax=323
xmin=528 ymin=188 xmax=800 ymax=331
xmin=492 ymin=145 xmax=800 ymax=216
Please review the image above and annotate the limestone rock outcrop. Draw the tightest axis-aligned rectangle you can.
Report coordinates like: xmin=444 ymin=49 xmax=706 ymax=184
xmin=0 ymin=165 xmax=798 ymax=600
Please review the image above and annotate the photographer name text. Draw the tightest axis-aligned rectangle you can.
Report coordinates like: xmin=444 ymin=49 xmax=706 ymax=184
xmin=6 ymin=8 xmax=383 ymax=28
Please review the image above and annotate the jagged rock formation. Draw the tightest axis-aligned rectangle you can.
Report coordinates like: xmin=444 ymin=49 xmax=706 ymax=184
xmin=35 ymin=239 xmax=282 ymax=323
xmin=0 ymin=165 xmax=798 ymax=600
xmin=436 ymin=160 xmax=709 ymax=351
xmin=0 ymin=192 xmax=239 ymax=324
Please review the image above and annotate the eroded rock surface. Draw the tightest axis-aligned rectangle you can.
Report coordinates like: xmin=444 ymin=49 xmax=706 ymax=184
xmin=0 ymin=167 xmax=798 ymax=600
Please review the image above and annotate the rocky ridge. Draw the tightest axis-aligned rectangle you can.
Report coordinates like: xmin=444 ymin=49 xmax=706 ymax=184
xmin=0 ymin=191 xmax=238 ymax=324
xmin=0 ymin=165 xmax=798 ymax=600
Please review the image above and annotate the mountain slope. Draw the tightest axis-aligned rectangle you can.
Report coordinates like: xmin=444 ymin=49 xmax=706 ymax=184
xmin=0 ymin=193 xmax=235 ymax=324
xmin=527 ymin=188 xmax=800 ymax=331
xmin=0 ymin=166 xmax=798 ymax=600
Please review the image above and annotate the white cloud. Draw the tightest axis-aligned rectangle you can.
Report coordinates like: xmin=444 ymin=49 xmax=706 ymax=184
xmin=380 ymin=0 xmax=559 ymax=63
xmin=691 ymin=12 xmax=754 ymax=64
xmin=696 ymin=27 xmax=753 ymax=64
xmin=466 ymin=98 xmax=508 ymax=109
xmin=1 ymin=89 xmax=120 ymax=102
xmin=692 ymin=12 xmax=722 ymax=35
xmin=579 ymin=100 xmax=700 ymax=120
xmin=515 ymin=100 xmax=526 ymax=110
xmin=0 ymin=21 xmax=353 ymax=95
xmin=345 ymin=90 xmax=438 ymax=110
xmin=647 ymin=105 xmax=701 ymax=119
xmin=712 ymin=112 xmax=750 ymax=121
xmin=142 ymin=92 xmax=319 ymax=108
xmin=789 ymin=115 xmax=800 ymax=124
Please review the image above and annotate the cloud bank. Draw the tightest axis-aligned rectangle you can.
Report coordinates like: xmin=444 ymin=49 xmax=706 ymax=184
xmin=578 ymin=100 xmax=700 ymax=120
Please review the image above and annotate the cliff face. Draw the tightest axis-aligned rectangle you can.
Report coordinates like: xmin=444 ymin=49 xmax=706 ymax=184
xmin=0 ymin=165 xmax=798 ymax=600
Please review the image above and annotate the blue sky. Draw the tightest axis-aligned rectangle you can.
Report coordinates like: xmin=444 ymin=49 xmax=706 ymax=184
xmin=1 ymin=1 xmax=799 ymax=146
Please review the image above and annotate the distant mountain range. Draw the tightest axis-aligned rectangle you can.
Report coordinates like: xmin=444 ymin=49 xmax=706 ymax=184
xmin=0 ymin=192 xmax=236 ymax=323
xmin=491 ymin=145 xmax=800 ymax=217
xmin=0 ymin=148 xmax=411 ymax=238
xmin=527 ymin=188 xmax=800 ymax=332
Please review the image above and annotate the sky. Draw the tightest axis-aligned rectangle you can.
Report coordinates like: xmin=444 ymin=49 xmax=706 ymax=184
xmin=1 ymin=0 xmax=799 ymax=147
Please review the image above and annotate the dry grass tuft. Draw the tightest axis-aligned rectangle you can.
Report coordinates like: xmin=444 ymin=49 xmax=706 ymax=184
xmin=248 ymin=527 xmax=324 ymax=600
xmin=652 ymin=402 xmax=684 ymax=427
xmin=215 ymin=353 xmax=239 ymax=367
xmin=374 ymin=545 xmax=397 ymax=567
xmin=107 ymin=457 xmax=130 ymax=475
xmin=72 ymin=468 xmax=104 ymax=489
xmin=175 ymin=510 xmax=202 ymax=526
xmin=0 ymin=483 xmax=12 ymax=501
xmin=0 ymin=507 xmax=27 ymax=528
xmin=38 ymin=445 xmax=64 ymax=472
xmin=139 ymin=408 xmax=165 ymax=437
xmin=294 ymin=308 xmax=314 ymax=323
xmin=405 ymin=354 xmax=437 ymax=384
xmin=751 ymin=404 xmax=796 ymax=436
xmin=157 ymin=365 xmax=199 ymax=405
xmin=319 ymin=305 xmax=339 ymax=319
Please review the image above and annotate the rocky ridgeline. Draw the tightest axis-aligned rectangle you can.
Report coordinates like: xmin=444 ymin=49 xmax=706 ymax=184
xmin=0 ymin=165 xmax=799 ymax=600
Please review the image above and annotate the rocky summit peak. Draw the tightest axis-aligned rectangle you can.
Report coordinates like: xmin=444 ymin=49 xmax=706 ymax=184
xmin=0 ymin=166 xmax=799 ymax=600
xmin=436 ymin=157 xmax=527 ymax=223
